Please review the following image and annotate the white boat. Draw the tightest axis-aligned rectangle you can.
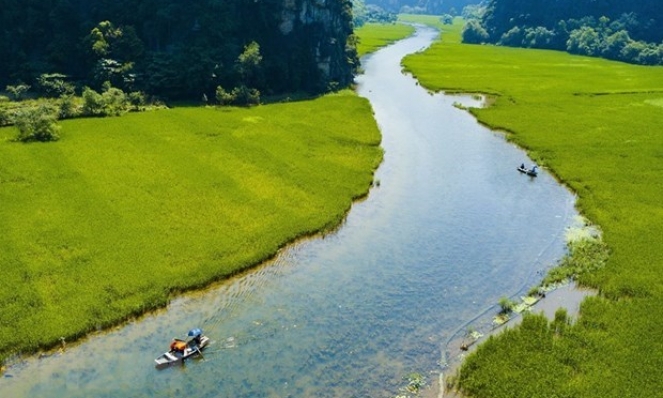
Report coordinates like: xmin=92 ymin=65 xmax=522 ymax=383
xmin=517 ymin=165 xmax=538 ymax=177
xmin=155 ymin=328 xmax=210 ymax=368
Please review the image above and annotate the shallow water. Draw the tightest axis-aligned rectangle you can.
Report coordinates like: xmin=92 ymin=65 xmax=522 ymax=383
xmin=0 ymin=25 xmax=577 ymax=397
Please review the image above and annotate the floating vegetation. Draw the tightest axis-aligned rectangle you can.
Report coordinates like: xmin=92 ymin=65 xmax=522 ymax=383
xmin=565 ymin=215 xmax=602 ymax=243
xmin=394 ymin=372 xmax=427 ymax=397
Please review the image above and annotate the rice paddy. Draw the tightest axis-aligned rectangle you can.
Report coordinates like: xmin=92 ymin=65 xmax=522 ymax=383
xmin=402 ymin=17 xmax=663 ymax=397
xmin=0 ymin=90 xmax=383 ymax=364
xmin=355 ymin=23 xmax=415 ymax=57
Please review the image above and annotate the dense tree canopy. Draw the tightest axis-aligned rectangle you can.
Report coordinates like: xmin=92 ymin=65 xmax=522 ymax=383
xmin=0 ymin=0 xmax=358 ymax=100
xmin=467 ymin=0 xmax=663 ymax=65
xmin=363 ymin=0 xmax=475 ymax=15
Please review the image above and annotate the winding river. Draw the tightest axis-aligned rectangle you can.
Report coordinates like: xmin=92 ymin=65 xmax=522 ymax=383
xmin=0 ymin=25 xmax=577 ymax=397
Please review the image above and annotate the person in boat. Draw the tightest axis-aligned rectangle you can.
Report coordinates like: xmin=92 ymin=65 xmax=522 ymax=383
xmin=530 ymin=165 xmax=538 ymax=173
xmin=520 ymin=163 xmax=525 ymax=170
xmin=170 ymin=339 xmax=187 ymax=353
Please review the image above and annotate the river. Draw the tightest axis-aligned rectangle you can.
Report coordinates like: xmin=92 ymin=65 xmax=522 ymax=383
xmin=0 ymin=25 xmax=577 ymax=397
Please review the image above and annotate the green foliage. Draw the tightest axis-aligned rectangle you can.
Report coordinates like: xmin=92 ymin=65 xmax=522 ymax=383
xmin=498 ymin=296 xmax=515 ymax=314
xmin=352 ymin=0 xmax=397 ymax=27
xmin=5 ymin=84 xmax=31 ymax=101
xmin=542 ymin=238 xmax=609 ymax=288
xmin=58 ymin=95 xmax=80 ymax=119
xmin=0 ymin=90 xmax=382 ymax=364
xmin=462 ymin=20 xmax=489 ymax=44
xmin=0 ymin=1 xmax=357 ymax=100
xmin=215 ymin=85 xmax=234 ymax=105
xmin=81 ymin=85 xmax=132 ymax=117
xmin=441 ymin=14 xmax=454 ymax=25
xmin=403 ymin=21 xmax=663 ymax=398
xmin=231 ymin=85 xmax=261 ymax=106
xmin=13 ymin=104 xmax=60 ymax=142
xmin=37 ymin=74 xmax=75 ymax=98
xmin=473 ymin=0 xmax=663 ymax=65
xmin=236 ymin=41 xmax=263 ymax=88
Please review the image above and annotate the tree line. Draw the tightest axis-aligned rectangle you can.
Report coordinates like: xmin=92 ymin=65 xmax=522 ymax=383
xmin=462 ymin=0 xmax=663 ymax=65
xmin=1 ymin=0 xmax=357 ymax=101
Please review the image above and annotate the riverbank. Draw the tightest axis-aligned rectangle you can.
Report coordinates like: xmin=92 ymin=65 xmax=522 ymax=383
xmin=402 ymin=17 xmax=663 ymax=398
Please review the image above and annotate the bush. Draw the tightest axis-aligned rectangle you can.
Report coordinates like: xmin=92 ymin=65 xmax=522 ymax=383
xmin=567 ymin=26 xmax=601 ymax=56
xmin=82 ymin=85 xmax=129 ymax=116
xmin=82 ymin=87 xmax=106 ymax=116
xmin=230 ymin=85 xmax=260 ymax=106
xmin=524 ymin=26 xmax=555 ymax=49
xmin=0 ymin=108 xmax=11 ymax=126
xmin=128 ymin=91 xmax=147 ymax=111
xmin=59 ymin=95 xmax=80 ymax=119
xmin=6 ymin=83 xmax=31 ymax=101
xmin=14 ymin=104 xmax=60 ymax=142
xmin=462 ymin=20 xmax=489 ymax=44
xmin=440 ymin=14 xmax=454 ymax=25
xmin=215 ymin=85 xmax=235 ymax=105
xmin=37 ymin=73 xmax=75 ymax=98
xmin=500 ymin=26 xmax=524 ymax=47
xmin=102 ymin=87 xmax=128 ymax=116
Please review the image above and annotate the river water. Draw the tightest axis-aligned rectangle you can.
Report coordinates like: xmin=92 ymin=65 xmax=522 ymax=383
xmin=0 ymin=26 xmax=577 ymax=397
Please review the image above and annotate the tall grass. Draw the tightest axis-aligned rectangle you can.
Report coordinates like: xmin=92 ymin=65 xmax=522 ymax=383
xmin=0 ymin=90 xmax=383 ymax=364
xmin=403 ymin=21 xmax=663 ymax=398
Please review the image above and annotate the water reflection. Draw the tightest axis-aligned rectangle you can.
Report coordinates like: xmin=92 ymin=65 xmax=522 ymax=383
xmin=0 ymin=25 xmax=577 ymax=397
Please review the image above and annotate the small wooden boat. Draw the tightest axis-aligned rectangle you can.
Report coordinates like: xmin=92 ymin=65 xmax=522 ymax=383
xmin=155 ymin=328 xmax=210 ymax=368
xmin=517 ymin=165 xmax=538 ymax=177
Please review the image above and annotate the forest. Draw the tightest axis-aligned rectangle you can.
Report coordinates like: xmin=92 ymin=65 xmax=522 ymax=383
xmin=463 ymin=0 xmax=663 ymax=65
xmin=0 ymin=0 xmax=357 ymax=101
xmin=363 ymin=0 xmax=474 ymax=15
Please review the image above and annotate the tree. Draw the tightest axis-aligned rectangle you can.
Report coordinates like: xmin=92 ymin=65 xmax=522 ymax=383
xmin=6 ymin=83 xmax=31 ymax=101
xmin=215 ymin=85 xmax=234 ymax=105
xmin=567 ymin=26 xmax=601 ymax=56
xmin=14 ymin=104 xmax=60 ymax=142
xmin=463 ymin=20 xmax=489 ymax=44
xmin=236 ymin=41 xmax=263 ymax=88
xmin=524 ymin=26 xmax=555 ymax=49
xmin=37 ymin=73 xmax=75 ymax=98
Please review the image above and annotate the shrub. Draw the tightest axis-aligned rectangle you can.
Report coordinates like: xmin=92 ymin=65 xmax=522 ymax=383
xmin=498 ymin=296 xmax=515 ymax=314
xmin=440 ymin=14 xmax=454 ymax=25
xmin=524 ymin=26 xmax=555 ymax=49
xmin=215 ymin=85 xmax=235 ymax=105
xmin=82 ymin=86 xmax=106 ymax=116
xmin=82 ymin=85 xmax=129 ymax=116
xmin=567 ymin=26 xmax=601 ymax=56
xmin=102 ymin=87 xmax=128 ymax=116
xmin=128 ymin=91 xmax=147 ymax=111
xmin=231 ymin=85 xmax=260 ymax=106
xmin=462 ymin=20 xmax=489 ymax=44
xmin=14 ymin=104 xmax=60 ymax=142
xmin=500 ymin=26 xmax=524 ymax=47
xmin=37 ymin=73 xmax=75 ymax=98
xmin=6 ymin=83 xmax=31 ymax=101
xmin=59 ymin=94 xmax=80 ymax=119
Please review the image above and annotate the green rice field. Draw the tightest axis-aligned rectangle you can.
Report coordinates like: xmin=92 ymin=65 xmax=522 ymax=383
xmin=0 ymin=91 xmax=383 ymax=364
xmin=403 ymin=18 xmax=663 ymax=397
xmin=355 ymin=22 xmax=415 ymax=57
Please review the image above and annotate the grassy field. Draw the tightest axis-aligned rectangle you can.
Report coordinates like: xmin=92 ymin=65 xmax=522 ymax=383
xmin=0 ymin=90 xmax=383 ymax=364
xmin=355 ymin=22 xmax=415 ymax=57
xmin=403 ymin=19 xmax=663 ymax=398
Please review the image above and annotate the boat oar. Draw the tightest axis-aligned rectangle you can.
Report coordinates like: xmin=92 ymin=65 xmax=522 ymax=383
xmin=196 ymin=346 xmax=205 ymax=361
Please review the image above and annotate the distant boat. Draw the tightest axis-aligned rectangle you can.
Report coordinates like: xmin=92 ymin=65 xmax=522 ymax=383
xmin=155 ymin=328 xmax=210 ymax=368
xmin=517 ymin=165 xmax=538 ymax=177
